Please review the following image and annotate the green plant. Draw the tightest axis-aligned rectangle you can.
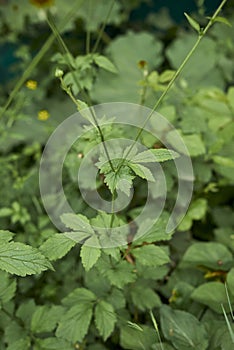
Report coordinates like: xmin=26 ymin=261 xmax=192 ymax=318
xmin=0 ymin=0 xmax=234 ymax=349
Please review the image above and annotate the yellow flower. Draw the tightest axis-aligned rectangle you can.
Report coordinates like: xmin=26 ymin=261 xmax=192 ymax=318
xmin=26 ymin=80 xmax=38 ymax=90
xmin=29 ymin=0 xmax=54 ymax=8
xmin=38 ymin=110 xmax=50 ymax=121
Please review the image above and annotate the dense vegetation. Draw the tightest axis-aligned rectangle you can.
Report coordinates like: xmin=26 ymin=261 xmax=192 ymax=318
xmin=0 ymin=0 xmax=234 ymax=349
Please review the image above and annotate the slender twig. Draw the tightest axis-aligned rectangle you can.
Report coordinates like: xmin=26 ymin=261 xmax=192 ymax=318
xmin=46 ymin=13 xmax=115 ymax=172
xmin=117 ymin=0 xmax=228 ymax=170
xmin=92 ymin=0 xmax=116 ymax=53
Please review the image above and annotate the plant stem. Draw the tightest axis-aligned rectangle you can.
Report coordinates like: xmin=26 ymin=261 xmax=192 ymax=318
xmin=119 ymin=0 xmax=227 ymax=167
xmin=0 ymin=0 xmax=85 ymax=119
xmin=46 ymin=13 xmax=115 ymax=172
xmin=92 ymin=0 xmax=116 ymax=54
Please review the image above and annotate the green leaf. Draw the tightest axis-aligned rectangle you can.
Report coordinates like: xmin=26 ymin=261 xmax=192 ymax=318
xmin=104 ymin=166 xmax=134 ymax=196
xmin=120 ymin=324 xmax=157 ymax=350
xmin=92 ymin=31 xmax=163 ymax=103
xmin=35 ymin=337 xmax=74 ymax=350
xmin=131 ymin=285 xmax=161 ymax=310
xmin=61 ymin=214 xmax=94 ymax=243
xmin=191 ymin=282 xmax=234 ymax=314
xmin=131 ymin=149 xmax=179 ymax=163
xmin=178 ymin=198 xmax=207 ymax=231
xmin=56 ymin=303 xmax=93 ymax=343
xmin=39 ymin=234 xmax=76 ymax=261
xmin=7 ymin=338 xmax=31 ymax=350
xmin=0 ymin=271 xmax=16 ymax=304
xmin=211 ymin=16 xmax=232 ymax=27
xmin=132 ymin=245 xmax=170 ymax=267
xmin=181 ymin=242 xmax=233 ymax=270
xmin=95 ymin=300 xmax=117 ymax=341
xmin=81 ymin=244 xmax=101 ymax=271
xmin=31 ymin=305 xmax=64 ymax=333
xmin=96 ymin=256 xmax=136 ymax=288
xmin=62 ymin=288 xmax=96 ymax=307
xmin=158 ymin=70 xmax=175 ymax=83
xmin=61 ymin=213 xmax=94 ymax=233
xmin=0 ymin=242 xmax=53 ymax=276
xmin=94 ymin=55 xmax=118 ymax=73
xmin=160 ymin=305 xmax=208 ymax=350
xmin=0 ymin=230 xmax=14 ymax=243
xmin=212 ymin=155 xmax=234 ymax=168
xmin=184 ymin=13 xmax=200 ymax=33
xmin=128 ymin=162 xmax=155 ymax=182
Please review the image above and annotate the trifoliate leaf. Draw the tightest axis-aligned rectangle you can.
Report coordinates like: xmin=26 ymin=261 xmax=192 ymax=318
xmin=39 ymin=234 xmax=76 ymax=261
xmin=0 ymin=242 xmax=53 ymax=276
xmin=95 ymin=300 xmax=117 ymax=341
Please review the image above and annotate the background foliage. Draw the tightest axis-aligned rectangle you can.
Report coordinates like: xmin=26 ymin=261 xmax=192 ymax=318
xmin=0 ymin=0 xmax=234 ymax=349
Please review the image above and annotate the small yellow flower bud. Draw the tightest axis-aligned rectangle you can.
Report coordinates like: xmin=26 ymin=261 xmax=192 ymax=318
xmin=38 ymin=110 xmax=50 ymax=121
xmin=26 ymin=80 xmax=37 ymax=90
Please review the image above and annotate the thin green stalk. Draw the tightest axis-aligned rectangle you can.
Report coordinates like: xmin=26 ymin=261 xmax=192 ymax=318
xmin=118 ymin=0 xmax=227 ymax=169
xmin=46 ymin=13 xmax=115 ymax=173
xmin=92 ymin=0 xmax=116 ymax=53
xmin=86 ymin=0 xmax=92 ymax=54
xmin=0 ymin=0 xmax=85 ymax=119
xmin=150 ymin=310 xmax=164 ymax=350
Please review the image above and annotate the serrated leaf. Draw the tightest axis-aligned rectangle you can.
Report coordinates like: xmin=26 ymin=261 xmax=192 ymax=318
xmin=7 ymin=338 xmax=31 ymax=350
xmin=128 ymin=162 xmax=155 ymax=181
xmin=184 ymin=13 xmax=200 ymax=33
xmin=96 ymin=256 xmax=136 ymax=288
xmin=132 ymin=245 xmax=170 ymax=267
xmin=0 ymin=242 xmax=53 ymax=276
xmin=160 ymin=305 xmax=208 ymax=350
xmin=31 ymin=305 xmax=64 ymax=333
xmin=56 ymin=303 xmax=93 ymax=343
xmin=95 ymin=300 xmax=117 ymax=341
xmin=40 ymin=234 xmax=76 ymax=261
xmin=62 ymin=288 xmax=96 ymax=307
xmin=81 ymin=244 xmax=101 ymax=271
xmin=104 ymin=167 xmax=134 ymax=196
xmin=0 ymin=230 xmax=14 ymax=243
xmin=61 ymin=213 xmax=94 ymax=233
xmin=131 ymin=149 xmax=179 ymax=163
xmin=0 ymin=271 xmax=16 ymax=304
xmin=94 ymin=55 xmax=118 ymax=73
